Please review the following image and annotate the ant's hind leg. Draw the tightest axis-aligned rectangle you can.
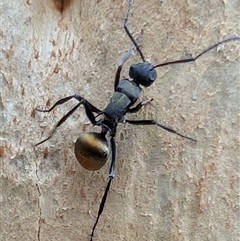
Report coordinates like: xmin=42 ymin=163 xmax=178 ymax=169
xmin=90 ymin=135 xmax=117 ymax=240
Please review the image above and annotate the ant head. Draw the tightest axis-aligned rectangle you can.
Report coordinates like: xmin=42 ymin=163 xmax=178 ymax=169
xmin=129 ymin=62 xmax=157 ymax=87
xmin=74 ymin=132 xmax=109 ymax=171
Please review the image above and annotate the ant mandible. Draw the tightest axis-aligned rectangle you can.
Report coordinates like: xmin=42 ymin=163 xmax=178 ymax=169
xmin=35 ymin=0 xmax=240 ymax=240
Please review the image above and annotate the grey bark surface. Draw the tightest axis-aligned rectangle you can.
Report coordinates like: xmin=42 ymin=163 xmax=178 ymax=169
xmin=1 ymin=0 xmax=239 ymax=241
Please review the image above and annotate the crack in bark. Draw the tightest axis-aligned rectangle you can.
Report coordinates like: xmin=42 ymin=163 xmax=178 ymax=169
xmin=53 ymin=0 xmax=72 ymax=13
xmin=35 ymin=163 xmax=42 ymax=241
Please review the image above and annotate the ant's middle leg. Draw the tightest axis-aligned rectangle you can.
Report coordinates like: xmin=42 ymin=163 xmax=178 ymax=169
xmin=35 ymin=95 xmax=102 ymax=146
xmin=35 ymin=102 xmax=82 ymax=146
xmin=36 ymin=94 xmax=101 ymax=114
xmin=125 ymin=119 xmax=196 ymax=143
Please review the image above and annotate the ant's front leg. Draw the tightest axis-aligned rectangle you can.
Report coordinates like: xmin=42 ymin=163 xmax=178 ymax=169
xmin=127 ymin=98 xmax=153 ymax=113
xmin=114 ymin=31 xmax=143 ymax=90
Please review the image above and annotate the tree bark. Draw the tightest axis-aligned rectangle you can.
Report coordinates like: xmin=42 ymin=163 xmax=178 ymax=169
xmin=1 ymin=0 xmax=239 ymax=241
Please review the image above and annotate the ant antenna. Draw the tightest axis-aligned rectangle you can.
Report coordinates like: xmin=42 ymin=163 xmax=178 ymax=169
xmin=124 ymin=0 xmax=146 ymax=62
xmin=153 ymin=36 xmax=240 ymax=69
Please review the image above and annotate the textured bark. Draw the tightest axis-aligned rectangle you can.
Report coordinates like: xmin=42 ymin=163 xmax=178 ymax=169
xmin=1 ymin=0 xmax=239 ymax=241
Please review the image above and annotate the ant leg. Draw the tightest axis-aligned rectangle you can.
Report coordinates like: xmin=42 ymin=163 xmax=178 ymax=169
xmin=114 ymin=30 xmax=143 ymax=90
xmin=90 ymin=179 xmax=112 ymax=241
xmin=108 ymin=135 xmax=117 ymax=178
xmin=124 ymin=0 xmax=145 ymax=62
xmin=36 ymin=94 xmax=101 ymax=114
xmin=35 ymin=96 xmax=102 ymax=146
xmin=125 ymin=119 xmax=196 ymax=143
xmin=154 ymin=37 xmax=240 ymax=68
xmin=128 ymin=98 xmax=153 ymax=113
xmin=90 ymin=135 xmax=117 ymax=241
xmin=73 ymin=94 xmax=102 ymax=114
xmin=36 ymin=95 xmax=77 ymax=112
xmin=35 ymin=102 xmax=82 ymax=146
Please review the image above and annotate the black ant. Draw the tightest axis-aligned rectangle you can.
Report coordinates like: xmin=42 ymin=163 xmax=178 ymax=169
xmin=35 ymin=0 xmax=240 ymax=240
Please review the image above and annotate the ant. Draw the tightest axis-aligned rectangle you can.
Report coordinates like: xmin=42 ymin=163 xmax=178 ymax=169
xmin=35 ymin=0 xmax=240 ymax=240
